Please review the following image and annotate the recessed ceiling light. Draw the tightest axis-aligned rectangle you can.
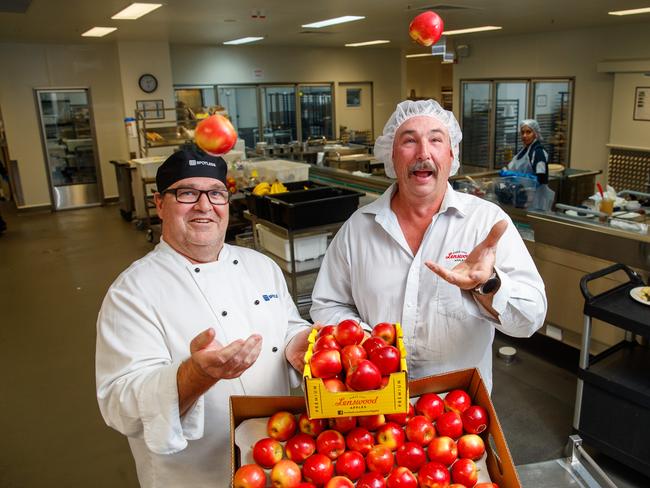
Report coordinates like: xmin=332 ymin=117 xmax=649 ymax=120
xmin=443 ymin=26 xmax=502 ymax=36
xmin=82 ymin=27 xmax=117 ymax=37
xmin=302 ymin=16 xmax=365 ymax=29
xmin=405 ymin=53 xmax=435 ymax=58
xmin=345 ymin=40 xmax=390 ymax=47
xmin=223 ymin=37 xmax=265 ymax=45
xmin=608 ymin=7 xmax=650 ymax=16
xmin=112 ymin=3 xmax=162 ymax=20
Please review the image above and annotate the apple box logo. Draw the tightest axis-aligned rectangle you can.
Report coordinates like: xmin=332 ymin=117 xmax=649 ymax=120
xmin=263 ymin=293 xmax=279 ymax=301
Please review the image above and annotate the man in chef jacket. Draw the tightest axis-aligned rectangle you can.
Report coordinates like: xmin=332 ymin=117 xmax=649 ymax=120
xmin=310 ymin=99 xmax=547 ymax=392
xmin=96 ymin=147 xmax=311 ymax=488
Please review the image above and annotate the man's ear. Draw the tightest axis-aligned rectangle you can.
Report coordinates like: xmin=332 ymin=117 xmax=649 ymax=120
xmin=154 ymin=192 xmax=164 ymax=215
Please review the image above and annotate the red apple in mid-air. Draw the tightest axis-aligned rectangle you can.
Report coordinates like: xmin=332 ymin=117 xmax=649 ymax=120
xmin=324 ymin=477 xmax=355 ymax=488
xmin=299 ymin=413 xmax=328 ymax=437
xmin=323 ymin=377 xmax=347 ymax=393
xmin=335 ymin=319 xmax=365 ymax=346
xmin=345 ymin=427 xmax=375 ymax=456
xmin=346 ymin=359 xmax=382 ymax=391
xmin=386 ymin=402 xmax=414 ymax=426
xmin=365 ymin=445 xmax=395 ymax=476
xmin=252 ymin=437 xmax=283 ymax=468
xmin=418 ymin=461 xmax=451 ymax=488
xmin=415 ymin=393 xmax=445 ymax=421
xmin=451 ymin=458 xmax=479 ymax=487
xmin=404 ymin=415 xmax=435 ymax=446
xmin=328 ymin=416 xmax=357 ymax=434
xmin=376 ymin=422 xmax=406 ymax=451
xmin=340 ymin=344 xmax=367 ymax=371
xmin=369 ymin=345 xmax=401 ymax=376
xmin=436 ymin=411 xmax=463 ymax=439
xmin=357 ymin=414 xmax=386 ymax=431
xmin=335 ymin=450 xmax=366 ymax=480
xmin=302 ymin=453 xmax=334 ymax=486
xmin=357 ymin=471 xmax=387 ymax=488
xmin=270 ymin=459 xmax=302 ymax=488
xmin=285 ymin=433 xmax=317 ymax=464
xmin=233 ymin=464 xmax=266 ymax=488
xmin=408 ymin=11 xmax=444 ymax=47
xmin=457 ymin=434 xmax=486 ymax=461
xmin=194 ymin=114 xmax=237 ymax=155
xmin=395 ymin=442 xmax=427 ymax=472
xmin=316 ymin=430 xmax=346 ymax=460
xmin=426 ymin=436 xmax=458 ymax=466
xmin=444 ymin=389 xmax=472 ymax=414
xmin=386 ymin=466 xmax=418 ymax=488
xmin=371 ymin=322 xmax=396 ymax=345
xmin=313 ymin=334 xmax=341 ymax=353
xmin=362 ymin=337 xmax=387 ymax=357
xmin=268 ymin=411 xmax=297 ymax=441
xmin=462 ymin=405 xmax=489 ymax=434
xmin=310 ymin=349 xmax=342 ymax=379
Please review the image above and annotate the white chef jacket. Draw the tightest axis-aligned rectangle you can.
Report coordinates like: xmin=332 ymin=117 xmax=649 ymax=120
xmin=96 ymin=239 xmax=309 ymax=488
xmin=310 ymin=183 xmax=546 ymax=392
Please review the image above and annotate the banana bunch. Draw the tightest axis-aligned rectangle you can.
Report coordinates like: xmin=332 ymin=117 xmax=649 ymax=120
xmin=252 ymin=181 xmax=271 ymax=196
xmin=270 ymin=180 xmax=288 ymax=194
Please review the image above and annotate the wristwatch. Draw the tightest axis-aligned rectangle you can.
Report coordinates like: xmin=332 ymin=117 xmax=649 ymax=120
xmin=473 ymin=270 xmax=501 ymax=295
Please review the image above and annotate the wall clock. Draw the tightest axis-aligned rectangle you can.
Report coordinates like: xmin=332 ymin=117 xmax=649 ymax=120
xmin=138 ymin=73 xmax=158 ymax=93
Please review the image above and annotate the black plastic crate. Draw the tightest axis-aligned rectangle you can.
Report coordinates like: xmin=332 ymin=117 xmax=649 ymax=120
xmin=266 ymin=187 xmax=364 ymax=229
xmin=242 ymin=180 xmax=324 ymax=221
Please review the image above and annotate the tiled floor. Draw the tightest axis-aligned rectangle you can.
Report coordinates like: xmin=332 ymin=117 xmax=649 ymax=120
xmin=0 ymin=201 xmax=648 ymax=487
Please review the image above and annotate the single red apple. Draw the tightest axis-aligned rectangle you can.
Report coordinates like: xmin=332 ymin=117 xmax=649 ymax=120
xmin=362 ymin=337 xmax=387 ymax=357
xmin=436 ymin=411 xmax=463 ymax=439
xmin=386 ymin=403 xmax=414 ymax=426
xmin=462 ymin=405 xmax=489 ymax=434
xmin=194 ymin=114 xmax=237 ymax=155
xmin=252 ymin=437 xmax=283 ymax=468
xmin=271 ymin=459 xmax=302 ymax=488
xmin=335 ymin=319 xmax=365 ymax=346
xmin=357 ymin=471 xmax=387 ymax=488
xmin=418 ymin=461 xmax=451 ymax=488
xmin=233 ymin=463 xmax=266 ymax=488
xmin=365 ymin=444 xmax=395 ymax=476
xmin=318 ymin=325 xmax=337 ymax=337
xmin=302 ymin=453 xmax=334 ymax=486
xmin=395 ymin=442 xmax=427 ymax=472
xmin=369 ymin=345 xmax=401 ymax=376
xmin=324 ymin=476 xmax=355 ymax=488
xmin=345 ymin=427 xmax=375 ymax=455
xmin=328 ymin=416 xmax=357 ymax=434
xmin=426 ymin=436 xmax=458 ymax=466
xmin=267 ymin=411 xmax=298 ymax=441
xmin=408 ymin=11 xmax=444 ymax=47
xmin=444 ymin=390 xmax=472 ymax=415
xmin=299 ymin=413 xmax=328 ymax=437
xmin=340 ymin=344 xmax=367 ymax=371
xmin=451 ymin=458 xmax=479 ymax=487
xmin=310 ymin=349 xmax=342 ymax=379
xmin=386 ymin=466 xmax=418 ymax=488
xmin=404 ymin=415 xmax=435 ymax=446
xmin=316 ymin=430 xmax=346 ymax=460
xmin=457 ymin=434 xmax=486 ymax=461
xmin=346 ymin=359 xmax=382 ymax=391
xmin=371 ymin=322 xmax=396 ymax=345
xmin=376 ymin=421 xmax=406 ymax=451
xmin=313 ymin=334 xmax=341 ymax=353
xmin=474 ymin=483 xmax=499 ymax=488
xmin=357 ymin=413 xmax=386 ymax=431
xmin=335 ymin=450 xmax=366 ymax=480
xmin=323 ymin=377 xmax=347 ymax=393
xmin=285 ymin=433 xmax=317 ymax=464
xmin=415 ymin=393 xmax=445 ymax=421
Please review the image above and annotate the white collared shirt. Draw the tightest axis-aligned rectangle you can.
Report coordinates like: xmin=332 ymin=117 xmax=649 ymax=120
xmin=96 ymin=239 xmax=309 ymax=487
xmin=310 ymin=183 xmax=547 ymax=392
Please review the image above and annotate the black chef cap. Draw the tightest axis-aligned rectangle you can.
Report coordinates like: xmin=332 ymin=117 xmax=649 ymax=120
xmin=156 ymin=145 xmax=227 ymax=192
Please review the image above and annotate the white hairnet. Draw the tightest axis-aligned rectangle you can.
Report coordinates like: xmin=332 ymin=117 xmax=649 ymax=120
xmin=519 ymin=119 xmax=543 ymax=142
xmin=374 ymin=99 xmax=462 ymax=179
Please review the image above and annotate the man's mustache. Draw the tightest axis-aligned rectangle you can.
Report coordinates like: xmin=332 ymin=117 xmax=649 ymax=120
xmin=408 ymin=159 xmax=438 ymax=176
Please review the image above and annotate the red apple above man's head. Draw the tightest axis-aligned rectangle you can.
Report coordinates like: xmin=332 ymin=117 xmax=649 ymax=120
xmin=267 ymin=411 xmax=297 ymax=441
xmin=451 ymin=458 xmax=479 ymax=487
xmin=357 ymin=413 xmax=386 ymax=431
xmin=324 ymin=476 xmax=355 ymax=488
xmin=444 ymin=389 xmax=472 ymax=414
xmin=365 ymin=444 xmax=395 ymax=476
xmin=285 ymin=433 xmax=317 ymax=464
xmin=362 ymin=337 xmax=387 ymax=357
xmin=357 ymin=471 xmax=387 ymax=488
xmin=335 ymin=450 xmax=366 ymax=481
xmin=395 ymin=442 xmax=427 ymax=472
xmin=310 ymin=349 xmax=342 ymax=379
xmin=345 ymin=427 xmax=375 ymax=455
xmin=194 ymin=114 xmax=237 ymax=155
xmin=328 ymin=416 xmax=357 ymax=434
xmin=408 ymin=11 xmax=444 ymax=47
xmin=418 ymin=461 xmax=451 ymax=488
xmin=376 ymin=421 xmax=406 ymax=451
xmin=299 ymin=413 xmax=328 ymax=438
xmin=369 ymin=345 xmax=401 ymax=376
xmin=436 ymin=411 xmax=464 ymax=439
xmin=313 ymin=334 xmax=341 ymax=353
xmin=322 ymin=377 xmax=347 ymax=393
xmin=271 ymin=459 xmax=302 ymax=488
xmin=340 ymin=344 xmax=367 ymax=371
xmin=252 ymin=437 xmax=283 ymax=468
xmin=346 ymin=359 xmax=382 ymax=391
xmin=371 ymin=323 xmax=396 ymax=345
xmin=426 ymin=436 xmax=458 ymax=466
xmin=386 ymin=402 xmax=414 ymax=426
xmin=316 ymin=430 xmax=346 ymax=460
xmin=457 ymin=434 xmax=486 ymax=461
xmin=335 ymin=319 xmax=365 ymax=346
xmin=415 ymin=393 xmax=445 ymax=421
xmin=462 ymin=405 xmax=489 ymax=434
xmin=404 ymin=415 xmax=435 ymax=446
xmin=233 ymin=463 xmax=266 ymax=488
xmin=302 ymin=453 xmax=334 ymax=486
xmin=386 ymin=466 xmax=418 ymax=488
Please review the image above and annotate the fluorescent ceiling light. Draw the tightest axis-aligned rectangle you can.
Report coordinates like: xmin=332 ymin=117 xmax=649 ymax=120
xmin=223 ymin=37 xmax=264 ymax=45
xmin=608 ymin=7 xmax=650 ymax=16
xmin=302 ymin=16 xmax=365 ymax=29
xmin=443 ymin=25 xmax=502 ymax=36
xmin=345 ymin=40 xmax=390 ymax=47
xmin=405 ymin=53 xmax=434 ymax=58
xmin=81 ymin=27 xmax=117 ymax=37
xmin=112 ymin=3 xmax=162 ymax=20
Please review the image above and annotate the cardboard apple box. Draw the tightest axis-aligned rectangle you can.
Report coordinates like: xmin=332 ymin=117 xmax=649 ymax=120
xmin=302 ymin=323 xmax=409 ymax=419
xmin=230 ymin=368 xmax=521 ymax=488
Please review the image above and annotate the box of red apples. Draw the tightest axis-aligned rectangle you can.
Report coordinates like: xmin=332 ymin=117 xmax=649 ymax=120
xmin=303 ymin=321 xmax=410 ymax=419
xmin=230 ymin=368 xmax=521 ymax=487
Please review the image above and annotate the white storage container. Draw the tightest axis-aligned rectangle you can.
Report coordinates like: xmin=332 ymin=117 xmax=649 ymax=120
xmin=248 ymin=160 xmax=309 ymax=182
xmin=256 ymin=224 xmax=328 ymax=262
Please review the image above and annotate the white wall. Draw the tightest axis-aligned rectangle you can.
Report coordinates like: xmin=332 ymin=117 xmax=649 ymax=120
xmin=609 ymin=72 xmax=650 ymax=150
xmin=405 ymin=57 xmax=453 ymax=101
xmin=0 ymin=42 xmax=128 ymax=207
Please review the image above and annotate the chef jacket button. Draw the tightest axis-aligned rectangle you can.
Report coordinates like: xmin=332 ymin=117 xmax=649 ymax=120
xmin=221 ymin=310 xmax=227 ymax=316
xmin=194 ymin=267 xmax=200 ymax=273
xmin=233 ymin=259 xmax=238 ymax=265
xmin=254 ymin=300 xmax=260 ymax=305
xmin=272 ymin=347 xmax=278 ymax=352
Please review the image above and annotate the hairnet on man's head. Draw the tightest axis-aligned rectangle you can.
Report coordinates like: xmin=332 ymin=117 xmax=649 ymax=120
xmin=374 ymin=99 xmax=462 ymax=178
xmin=519 ymin=119 xmax=543 ymax=142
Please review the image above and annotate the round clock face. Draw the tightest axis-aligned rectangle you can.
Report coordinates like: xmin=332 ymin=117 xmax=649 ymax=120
xmin=138 ymin=74 xmax=158 ymax=93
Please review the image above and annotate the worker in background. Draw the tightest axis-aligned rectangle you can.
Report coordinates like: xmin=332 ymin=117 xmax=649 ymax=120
xmin=310 ymin=99 xmax=547 ymax=392
xmin=96 ymin=146 xmax=311 ymax=487
xmin=507 ymin=119 xmax=549 ymax=184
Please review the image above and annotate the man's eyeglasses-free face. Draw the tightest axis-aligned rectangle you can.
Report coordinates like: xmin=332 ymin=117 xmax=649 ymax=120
xmin=162 ymin=187 xmax=230 ymax=205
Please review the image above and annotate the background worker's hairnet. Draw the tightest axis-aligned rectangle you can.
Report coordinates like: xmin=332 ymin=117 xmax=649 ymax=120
xmin=519 ymin=119 xmax=543 ymax=142
xmin=374 ymin=99 xmax=462 ymax=179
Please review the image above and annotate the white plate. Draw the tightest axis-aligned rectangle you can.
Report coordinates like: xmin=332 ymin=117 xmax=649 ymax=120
xmin=565 ymin=210 xmax=594 ymax=219
xmin=629 ymin=286 xmax=650 ymax=306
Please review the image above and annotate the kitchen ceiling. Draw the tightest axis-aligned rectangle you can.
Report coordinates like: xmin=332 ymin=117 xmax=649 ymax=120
xmin=1 ymin=0 xmax=649 ymax=52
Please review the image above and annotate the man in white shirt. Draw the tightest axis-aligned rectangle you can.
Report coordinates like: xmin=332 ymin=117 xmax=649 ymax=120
xmin=96 ymin=147 xmax=311 ymax=487
xmin=310 ymin=100 xmax=547 ymax=392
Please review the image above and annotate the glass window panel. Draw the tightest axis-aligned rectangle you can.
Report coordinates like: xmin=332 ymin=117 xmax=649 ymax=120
xmin=217 ymin=86 xmax=259 ymax=149
xmin=495 ymin=82 xmax=528 ymax=167
xmin=260 ymin=86 xmax=296 ymax=144
xmin=299 ymin=85 xmax=333 ymax=140
xmin=461 ymin=82 xmax=492 ymax=169
xmin=533 ymin=81 xmax=572 ymax=165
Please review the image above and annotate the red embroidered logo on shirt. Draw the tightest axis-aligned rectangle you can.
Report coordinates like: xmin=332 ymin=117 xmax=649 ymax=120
xmin=445 ymin=250 xmax=468 ymax=262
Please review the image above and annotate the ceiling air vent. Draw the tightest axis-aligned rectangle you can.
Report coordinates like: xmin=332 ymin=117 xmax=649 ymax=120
xmin=0 ymin=0 xmax=31 ymax=13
